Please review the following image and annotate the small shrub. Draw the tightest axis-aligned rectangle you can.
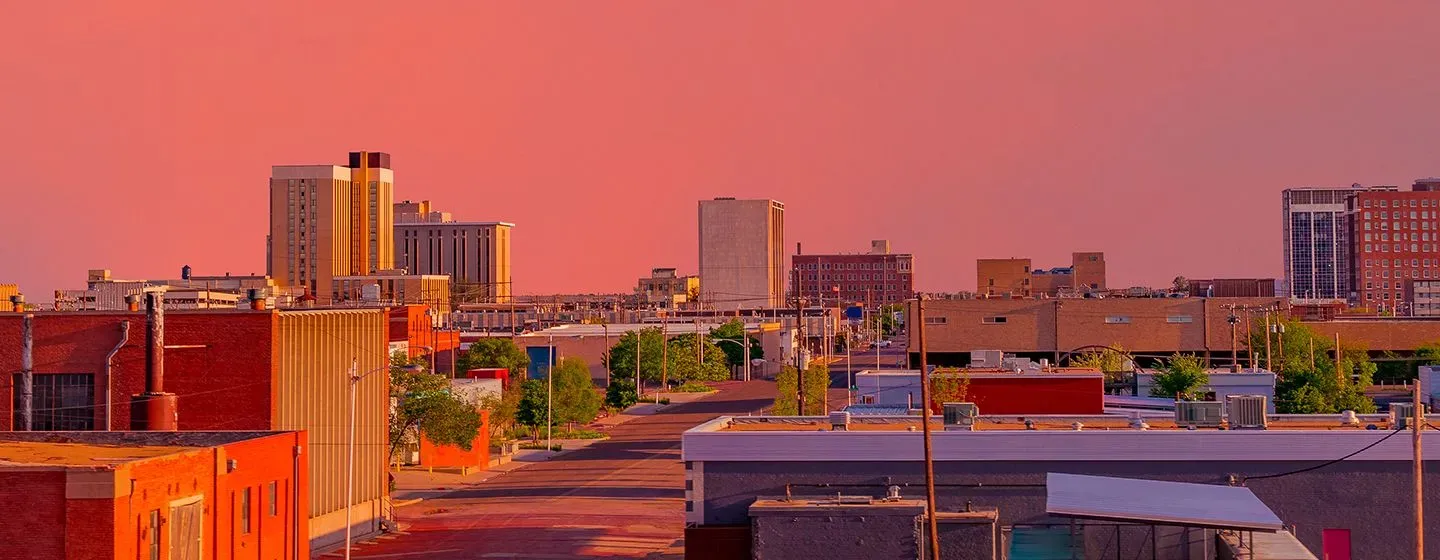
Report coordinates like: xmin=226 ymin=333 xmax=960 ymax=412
xmin=673 ymin=381 xmax=716 ymax=393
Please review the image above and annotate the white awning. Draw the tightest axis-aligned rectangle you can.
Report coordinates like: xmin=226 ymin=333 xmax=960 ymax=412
xmin=1045 ymin=473 xmax=1285 ymax=532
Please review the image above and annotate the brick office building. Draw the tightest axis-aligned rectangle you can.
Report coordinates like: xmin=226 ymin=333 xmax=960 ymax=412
xmin=791 ymin=241 xmax=914 ymax=307
xmin=1347 ymin=182 xmax=1440 ymax=313
xmin=977 ymin=252 xmax=1105 ymax=298
xmin=0 ymin=307 xmax=391 ymax=552
xmin=0 ymin=431 xmax=307 ymax=560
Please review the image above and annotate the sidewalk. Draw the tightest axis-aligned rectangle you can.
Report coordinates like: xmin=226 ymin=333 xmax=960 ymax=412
xmin=391 ymin=386 xmax=724 ymax=502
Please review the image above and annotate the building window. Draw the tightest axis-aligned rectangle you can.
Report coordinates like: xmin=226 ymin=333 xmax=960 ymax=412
xmin=13 ymin=373 xmax=94 ymax=431
xmin=241 ymin=487 xmax=252 ymax=534
xmin=1166 ymin=315 xmax=1193 ymax=323
xmin=923 ymin=316 xmax=948 ymax=325
xmin=149 ymin=509 xmax=161 ymax=560
xmin=268 ymin=481 xmax=278 ymax=516
xmin=981 ymin=316 xmax=1006 ymax=324
xmin=1104 ymin=316 xmax=1131 ymax=324
xmin=1364 ymin=200 xmax=1372 ymax=208
xmin=1364 ymin=211 xmax=1372 ymax=219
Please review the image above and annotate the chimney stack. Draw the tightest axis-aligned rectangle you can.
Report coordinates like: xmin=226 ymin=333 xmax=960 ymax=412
xmin=125 ymin=294 xmax=141 ymax=312
xmin=10 ymin=294 xmax=24 ymax=313
xmin=248 ymin=289 xmax=266 ymax=311
xmin=130 ymin=292 xmax=178 ymax=430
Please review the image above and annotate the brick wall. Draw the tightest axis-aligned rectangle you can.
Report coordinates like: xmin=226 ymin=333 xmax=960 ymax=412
xmin=0 ymin=311 xmax=277 ymax=431
xmin=0 ymin=471 xmax=66 ymax=560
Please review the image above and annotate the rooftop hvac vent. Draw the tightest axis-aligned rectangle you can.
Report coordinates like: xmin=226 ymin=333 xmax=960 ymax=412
xmin=1174 ymin=401 xmax=1223 ymax=428
xmin=943 ymin=402 xmax=978 ymax=431
xmin=1391 ymin=403 xmax=1425 ymax=430
xmin=1226 ymin=395 xmax=1268 ymax=430
xmin=829 ymin=411 xmax=851 ymax=431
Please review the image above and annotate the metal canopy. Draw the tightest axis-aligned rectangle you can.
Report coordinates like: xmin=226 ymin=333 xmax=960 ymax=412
xmin=1045 ymin=473 xmax=1285 ymax=532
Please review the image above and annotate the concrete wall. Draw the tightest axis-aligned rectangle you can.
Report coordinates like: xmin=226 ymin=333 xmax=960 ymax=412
xmin=696 ymin=458 xmax=1440 ymax=559
xmin=750 ymin=500 xmax=922 ymax=560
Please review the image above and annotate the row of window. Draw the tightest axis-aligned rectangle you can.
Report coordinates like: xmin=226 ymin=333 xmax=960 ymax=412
xmin=928 ymin=315 xmax=1197 ymax=325
xmin=1360 ymin=220 xmax=1433 ymax=231
xmin=1361 ymin=198 xmax=1437 ymax=208
xmin=1363 ymin=232 xmax=1440 ymax=242
xmin=798 ymin=261 xmax=909 ymax=271
xmin=802 ymin=273 xmax=902 ymax=281
xmin=1362 ymin=210 xmax=1439 ymax=220
xmin=1362 ymin=243 xmax=1434 ymax=253
xmin=1363 ymin=291 xmax=1403 ymax=301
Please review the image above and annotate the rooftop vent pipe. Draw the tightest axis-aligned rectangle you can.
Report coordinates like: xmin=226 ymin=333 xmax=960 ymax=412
xmin=130 ymin=292 xmax=177 ymax=430
xmin=10 ymin=294 xmax=24 ymax=313
xmin=125 ymin=294 xmax=141 ymax=312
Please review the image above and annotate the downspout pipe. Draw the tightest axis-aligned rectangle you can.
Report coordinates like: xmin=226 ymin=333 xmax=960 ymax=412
xmin=104 ymin=322 xmax=130 ymax=431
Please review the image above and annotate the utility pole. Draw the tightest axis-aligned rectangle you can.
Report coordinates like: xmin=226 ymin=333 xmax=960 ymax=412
xmin=695 ymin=318 xmax=703 ymax=366
xmin=1309 ymin=337 xmax=1315 ymax=371
xmin=1227 ymin=310 xmax=1240 ymax=372
xmin=1335 ymin=332 xmax=1343 ymax=385
xmin=660 ymin=318 xmax=669 ymax=402
xmin=793 ymin=252 xmax=805 ymax=415
xmin=1264 ymin=310 xmax=1273 ymax=371
xmin=1413 ymin=382 xmax=1425 ymax=560
xmin=1245 ymin=309 xmax=1255 ymax=369
xmin=916 ymin=298 xmax=940 ymax=560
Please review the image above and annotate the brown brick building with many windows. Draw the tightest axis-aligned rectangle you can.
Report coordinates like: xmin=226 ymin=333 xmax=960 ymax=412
xmin=1347 ymin=180 xmax=1440 ymax=313
xmin=791 ymin=242 xmax=913 ymax=307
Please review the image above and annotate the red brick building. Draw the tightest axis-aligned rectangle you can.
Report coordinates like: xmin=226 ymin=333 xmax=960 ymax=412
xmin=1348 ymin=182 xmax=1440 ymax=312
xmin=389 ymin=304 xmax=460 ymax=374
xmin=0 ymin=307 xmax=391 ymax=552
xmin=791 ymin=242 xmax=913 ymax=307
xmin=0 ymin=431 xmax=307 ymax=560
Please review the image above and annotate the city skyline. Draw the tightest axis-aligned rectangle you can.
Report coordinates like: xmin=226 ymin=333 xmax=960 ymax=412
xmin=7 ymin=3 xmax=1440 ymax=298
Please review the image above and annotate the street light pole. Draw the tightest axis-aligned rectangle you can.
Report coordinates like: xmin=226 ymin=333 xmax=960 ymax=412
xmin=547 ymin=332 xmax=554 ymax=451
xmin=346 ymin=358 xmax=418 ymax=560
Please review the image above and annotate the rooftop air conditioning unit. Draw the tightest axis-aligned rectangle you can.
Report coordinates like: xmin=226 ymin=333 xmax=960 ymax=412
xmin=829 ymin=411 xmax=851 ymax=431
xmin=1226 ymin=395 xmax=1268 ymax=430
xmin=943 ymin=402 xmax=978 ymax=431
xmin=1174 ymin=401 xmax=1223 ymax=428
xmin=1391 ymin=403 xmax=1425 ymax=430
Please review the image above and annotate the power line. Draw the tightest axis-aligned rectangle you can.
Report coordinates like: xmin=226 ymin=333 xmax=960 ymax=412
xmin=1245 ymin=427 xmax=1405 ymax=481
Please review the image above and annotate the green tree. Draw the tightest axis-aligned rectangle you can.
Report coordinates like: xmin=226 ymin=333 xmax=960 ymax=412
xmin=929 ymin=369 xmax=971 ymax=413
xmin=1070 ymin=345 xmax=1133 ymax=385
xmin=552 ymin=357 xmax=602 ymax=428
xmin=515 ymin=379 xmax=552 ymax=437
xmin=710 ymin=320 xmax=764 ymax=368
xmin=667 ymin=333 xmax=730 ymax=383
xmin=878 ymin=304 xmax=902 ymax=337
xmin=477 ymin=381 xmax=524 ymax=440
xmin=605 ymin=378 xmax=639 ymax=409
xmin=773 ymin=361 xmax=829 ymax=415
xmin=605 ymin=328 xmax=668 ymax=385
xmin=1419 ymin=341 xmax=1440 ymax=366
xmin=1257 ymin=322 xmax=1379 ymax=413
xmin=1149 ymin=353 xmax=1210 ymax=400
xmin=462 ymin=338 xmax=531 ymax=382
xmin=1286 ymin=383 xmax=1331 ymax=414
xmin=388 ymin=352 xmax=483 ymax=457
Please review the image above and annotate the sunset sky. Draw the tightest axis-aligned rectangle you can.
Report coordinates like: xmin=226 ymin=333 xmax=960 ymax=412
xmin=5 ymin=2 xmax=1440 ymax=298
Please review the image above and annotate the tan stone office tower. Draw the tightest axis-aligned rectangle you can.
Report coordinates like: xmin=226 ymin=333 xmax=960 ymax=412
xmin=698 ymin=198 xmax=785 ymax=310
xmin=268 ymin=151 xmax=395 ymax=301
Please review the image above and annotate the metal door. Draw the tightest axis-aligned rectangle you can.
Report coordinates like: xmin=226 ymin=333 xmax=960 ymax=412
xmin=1322 ymin=528 xmax=1352 ymax=560
xmin=170 ymin=496 xmax=204 ymax=560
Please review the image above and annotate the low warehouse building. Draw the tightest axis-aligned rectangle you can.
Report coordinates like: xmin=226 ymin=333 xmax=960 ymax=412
xmin=0 ymin=431 xmax=307 ymax=560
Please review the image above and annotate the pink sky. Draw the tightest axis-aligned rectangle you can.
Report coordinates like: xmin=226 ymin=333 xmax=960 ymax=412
xmin=5 ymin=2 xmax=1440 ymax=298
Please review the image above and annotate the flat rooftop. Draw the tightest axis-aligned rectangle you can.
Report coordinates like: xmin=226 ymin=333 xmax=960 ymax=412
xmin=0 ymin=432 xmax=293 ymax=469
xmin=0 ymin=441 xmax=194 ymax=468
xmin=716 ymin=414 xmax=1396 ymax=432
xmin=857 ymin=368 xmax=1102 ymax=378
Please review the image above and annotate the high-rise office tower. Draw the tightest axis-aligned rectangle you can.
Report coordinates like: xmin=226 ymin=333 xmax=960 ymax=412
xmin=698 ymin=198 xmax=785 ymax=310
xmin=268 ymin=151 xmax=394 ymax=300
xmin=1282 ymin=184 xmax=1391 ymax=301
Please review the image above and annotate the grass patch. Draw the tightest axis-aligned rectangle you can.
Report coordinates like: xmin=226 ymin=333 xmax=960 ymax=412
xmin=556 ymin=429 xmax=607 ymax=440
xmin=519 ymin=442 xmax=564 ymax=451
xmin=672 ymin=381 xmax=716 ymax=393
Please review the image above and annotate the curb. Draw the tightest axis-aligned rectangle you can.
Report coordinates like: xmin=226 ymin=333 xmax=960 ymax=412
xmin=391 ymin=498 xmax=424 ymax=508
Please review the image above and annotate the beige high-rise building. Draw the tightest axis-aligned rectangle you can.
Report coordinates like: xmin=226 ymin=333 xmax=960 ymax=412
xmin=698 ymin=198 xmax=785 ymax=310
xmin=268 ymin=151 xmax=394 ymax=300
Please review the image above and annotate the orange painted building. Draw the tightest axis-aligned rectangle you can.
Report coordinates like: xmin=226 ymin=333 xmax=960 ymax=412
xmin=0 ymin=431 xmax=307 ymax=560
xmin=389 ymin=304 xmax=461 ymax=371
xmin=418 ymin=410 xmax=491 ymax=474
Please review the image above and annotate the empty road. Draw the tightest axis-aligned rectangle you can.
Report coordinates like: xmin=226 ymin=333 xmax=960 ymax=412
xmin=347 ymin=380 xmax=776 ymax=559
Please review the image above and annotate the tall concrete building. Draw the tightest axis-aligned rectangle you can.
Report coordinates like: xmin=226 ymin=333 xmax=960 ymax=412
xmin=268 ymin=151 xmax=394 ymax=300
xmin=395 ymin=218 xmax=513 ymax=303
xmin=698 ymin=198 xmax=785 ymax=310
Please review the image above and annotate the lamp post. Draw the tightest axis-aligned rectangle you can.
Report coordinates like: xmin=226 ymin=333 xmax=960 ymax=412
xmin=714 ymin=337 xmax=752 ymax=382
xmin=547 ymin=331 xmax=555 ymax=451
xmin=347 ymin=358 xmax=423 ymax=560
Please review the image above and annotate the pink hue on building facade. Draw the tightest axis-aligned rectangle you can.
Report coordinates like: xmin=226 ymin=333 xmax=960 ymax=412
xmin=791 ymin=242 xmax=913 ymax=307
xmin=1347 ymin=181 xmax=1440 ymax=312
